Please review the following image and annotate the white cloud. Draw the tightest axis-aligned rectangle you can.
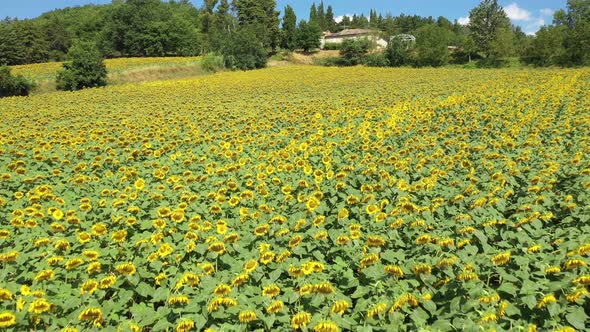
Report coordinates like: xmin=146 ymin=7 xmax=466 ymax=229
xmin=457 ymin=16 xmax=470 ymax=25
xmin=504 ymin=3 xmax=531 ymax=21
xmin=540 ymin=8 xmax=555 ymax=16
xmin=501 ymin=3 xmax=548 ymax=34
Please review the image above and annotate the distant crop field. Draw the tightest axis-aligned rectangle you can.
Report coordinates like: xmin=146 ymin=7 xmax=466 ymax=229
xmin=11 ymin=57 xmax=200 ymax=81
xmin=0 ymin=66 xmax=589 ymax=331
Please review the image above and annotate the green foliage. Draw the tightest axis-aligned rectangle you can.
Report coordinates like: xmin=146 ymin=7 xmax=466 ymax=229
xmin=202 ymin=0 xmax=233 ymax=53
xmin=325 ymin=5 xmax=337 ymax=32
xmin=468 ymin=0 xmax=512 ymax=58
xmin=385 ymin=38 xmax=414 ymax=67
xmin=102 ymin=0 xmax=201 ymax=57
xmin=0 ymin=19 xmax=49 ymax=65
xmin=233 ymin=0 xmax=280 ymax=50
xmin=200 ymin=54 xmax=225 ymax=73
xmin=520 ymin=0 xmax=589 ymax=67
xmin=0 ymin=66 xmax=35 ymax=97
xmin=339 ymin=38 xmax=371 ymax=66
xmin=562 ymin=0 xmax=590 ymax=65
xmin=296 ymin=20 xmax=321 ymax=53
xmin=413 ymin=24 xmax=451 ymax=67
xmin=56 ymin=42 xmax=107 ymax=91
xmin=221 ymin=26 xmax=269 ymax=70
xmin=362 ymin=53 xmax=390 ymax=67
xmin=281 ymin=5 xmax=298 ymax=51
xmin=522 ymin=26 xmax=568 ymax=66
xmin=309 ymin=3 xmax=319 ymax=27
xmin=0 ymin=21 xmax=24 ymax=65
xmin=322 ymin=42 xmax=342 ymax=50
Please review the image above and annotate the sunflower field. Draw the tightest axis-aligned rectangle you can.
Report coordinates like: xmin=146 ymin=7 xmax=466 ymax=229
xmin=0 ymin=66 xmax=589 ymax=331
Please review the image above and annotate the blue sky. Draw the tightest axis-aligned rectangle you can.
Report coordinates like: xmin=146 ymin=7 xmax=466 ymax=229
xmin=1 ymin=0 xmax=567 ymax=34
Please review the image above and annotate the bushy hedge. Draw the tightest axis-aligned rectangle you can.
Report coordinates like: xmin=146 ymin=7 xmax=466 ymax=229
xmin=362 ymin=53 xmax=390 ymax=67
xmin=56 ymin=42 xmax=107 ymax=91
xmin=200 ymin=54 xmax=225 ymax=73
xmin=0 ymin=66 xmax=35 ymax=97
xmin=322 ymin=42 xmax=342 ymax=50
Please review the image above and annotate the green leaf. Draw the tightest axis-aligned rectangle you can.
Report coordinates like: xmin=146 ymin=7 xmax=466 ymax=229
xmin=498 ymin=282 xmax=518 ymax=296
xmin=136 ymin=282 xmax=154 ymax=298
xmin=566 ymin=307 xmax=588 ymax=330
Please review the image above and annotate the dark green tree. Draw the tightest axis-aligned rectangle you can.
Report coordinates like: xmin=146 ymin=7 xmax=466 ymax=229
xmin=385 ymin=37 xmax=414 ymax=66
xmin=0 ymin=66 xmax=35 ymax=97
xmin=340 ymin=16 xmax=352 ymax=30
xmin=413 ymin=24 xmax=451 ymax=67
xmin=103 ymin=0 xmax=200 ymax=57
xmin=563 ymin=0 xmax=590 ymax=65
xmin=0 ymin=22 xmax=25 ymax=65
xmin=522 ymin=25 xmax=567 ymax=66
xmin=233 ymin=0 xmax=280 ymax=50
xmin=317 ymin=2 xmax=326 ymax=31
xmin=221 ymin=25 xmax=268 ymax=70
xmin=340 ymin=38 xmax=370 ymax=65
xmin=208 ymin=0 xmax=233 ymax=52
xmin=436 ymin=16 xmax=454 ymax=31
xmin=370 ymin=10 xmax=379 ymax=28
xmin=468 ymin=0 xmax=512 ymax=58
xmin=281 ymin=5 xmax=298 ymax=50
xmin=42 ymin=14 xmax=72 ymax=61
xmin=56 ymin=42 xmax=107 ymax=91
xmin=325 ymin=5 xmax=337 ymax=32
xmin=296 ymin=20 xmax=321 ymax=53
xmin=17 ymin=20 xmax=51 ymax=64
xmin=309 ymin=3 xmax=319 ymax=26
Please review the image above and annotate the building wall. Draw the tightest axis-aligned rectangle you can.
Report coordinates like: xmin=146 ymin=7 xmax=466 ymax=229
xmin=321 ymin=35 xmax=388 ymax=49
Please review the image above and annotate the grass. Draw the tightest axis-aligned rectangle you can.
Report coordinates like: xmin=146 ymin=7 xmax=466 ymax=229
xmin=11 ymin=57 xmax=205 ymax=94
xmin=108 ymin=64 xmax=206 ymax=85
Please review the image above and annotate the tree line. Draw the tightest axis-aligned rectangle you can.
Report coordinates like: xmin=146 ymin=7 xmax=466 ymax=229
xmin=0 ymin=0 xmax=588 ymax=69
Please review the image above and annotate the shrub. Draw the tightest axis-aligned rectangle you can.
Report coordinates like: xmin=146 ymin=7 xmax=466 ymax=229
xmin=314 ymin=56 xmax=349 ymax=67
xmin=385 ymin=38 xmax=414 ymax=67
xmin=340 ymin=38 xmax=371 ymax=66
xmin=200 ymin=54 xmax=225 ymax=73
xmin=0 ymin=66 xmax=35 ymax=97
xmin=56 ymin=42 xmax=107 ymax=91
xmin=322 ymin=43 xmax=342 ymax=50
xmin=362 ymin=53 xmax=390 ymax=67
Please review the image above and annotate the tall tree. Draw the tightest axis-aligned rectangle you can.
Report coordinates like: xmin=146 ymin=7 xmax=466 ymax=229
xmin=309 ymin=3 xmax=319 ymax=26
xmin=233 ymin=0 xmax=280 ymax=50
xmin=563 ymin=0 xmax=590 ymax=64
xmin=296 ymin=19 xmax=321 ymax=53
xmin=281 ymin=5 xmax=297 ymax=50
xmin=0 ymin=22 xmax=25 ymax=65
xmin=17 ymin=20 xmax=50 ymax=64
xmin=317 ymin=2 xmax=326 ymax=31
xmin=340 ymin=16 xmax=351 ymax=30
xmin=436 ymin=16 xmax=453 ymax=31
xmin=522 ymin=25 xmax=567 ymax=66
xmin=325 ymin=5 xmax=336 ymax=32
xmin=413 ymin=24 xmax=452 ymax=67
xmin=468 ymin=0 xmax=512 ymax=58
xmin=207 ymin=0 xmax=233 ymax=52
xmin=370 ymin=9 xmax=378 ymax=28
